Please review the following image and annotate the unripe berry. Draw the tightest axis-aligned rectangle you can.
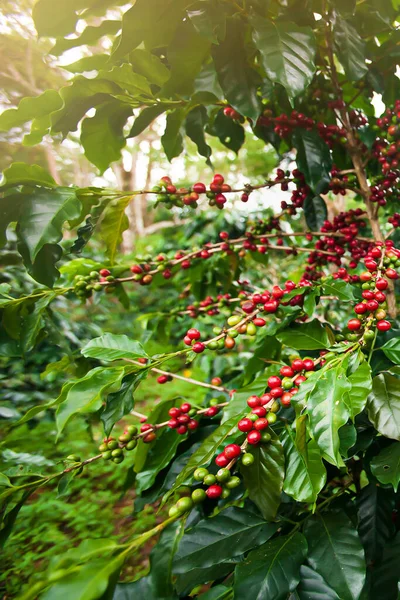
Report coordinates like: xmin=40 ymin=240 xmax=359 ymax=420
xmin=192 ymin=488 xmax=207 ymax=503
xmin=216 ymin=468 xmax=231 ymax=482
xmin=194 ymin=467 xmax=208 ymax=481
xmin=241 ymin=452 xmax=255 ymax=466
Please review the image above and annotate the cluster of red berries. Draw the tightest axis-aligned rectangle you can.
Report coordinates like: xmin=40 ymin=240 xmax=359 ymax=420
xmin=167 ymin=403 xmax=199 ymax=435
xmin=183 ymin=328 xmax=206 ymax=353
xmin=223 ymin=106 xmax=243 ymax=121
xmin=388 ymin=213 xmax=400 ymax=228
xmin=371 ymin=102 xmax=400 ymax=206
xmin=347 ymin=242 xmax=399 ymax=336
xmin=329 ymin=166 xmax=355 ymax=196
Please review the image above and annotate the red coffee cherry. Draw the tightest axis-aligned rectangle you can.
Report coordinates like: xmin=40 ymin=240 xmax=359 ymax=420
xmin=187 ymin=328 xmax=201 ymax=340
xmin=215 ymin=453 xmax=230 ymax=467
xmin=376 ymin=319 xmax=391 ymax=331
xmin=281 ymin=392 xmax=292 ymax=406
xmin=271 ymin=286 xmax=284 ymax=299
xmin=192 ymin=342 xmax=205 ymax=353
xmin=157 ymin=375 xmax=169 ymax=384
xmin=193 ymin=182 xmax=206 ymax=194
xmin=213 ymin=174 xmax=224 ymax=185
xmin=348 ymin=318 xmax=362 ymax=331
xmin=130 ymin=265 xmax=143 ymax=274
xmin=169 ymin=407 xmax=181 ymax=418
xmin=177 ymin=425 xmax=188 ymax=435
xmin=224 ymin=444 xmax=241 ymax=459
xmin=253 ymin=317 xmax=266 ymax=327
xmin=180 ymin=402 xmax=191 ymax=413
xmin=206 ymin=484 xmax=223 ymax=499
xmin=168 ymin=418 xmax=178 ymax=429
xmin=354 ymin=303 xmax=368 ymax=314
xmin=254 ymin=418 xmax=269 ymax=431
xmin=385 ymin=268 xmax=398 ymax=280
xmin=291 ymin=359 xmax=305 ymax=372
xmin=211 ymin=377 xmax=222 ymax=386
xmin=268 ymin=376 xmax=282 ymax=388
xmin=247 ymin=395 xmax=261 ymax=408
xmin=264 ymin=300 xmax=279 ymax=313
xmin=280 ymin=366 xmax=294 ymax=377
xmin=366 ymin=300 xmax=379 ymax=312
xmin=188 ymin=419 xmax=199 ymax=431
xmin=374 ymin=291 xmax=386 ymax=303
xmin=204 ymin=406 xmax=219 ymax=417
xmin=376 ymin=278 xmax=388 ymax=290
xmin=270 ymin=387 xmax=283 ymax=399
xmin=252 ymin=406 xmax=267 ymax=417
xmin=238 ymin=418 xmax=254 ymax=432
xmin=99 ymin=268 xmax=111 ymax=277
xmin=247 ymin=430 xmax=262 ymax=445
xmin=260 ymin=393 xmax=272 ymax=405
xmin=303 ymin=359 xmax=315 ymax=371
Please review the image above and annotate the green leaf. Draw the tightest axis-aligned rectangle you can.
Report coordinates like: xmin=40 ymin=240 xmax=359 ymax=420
xmin=357 ymin=483 xmax=395 ymax=563
xmin=276 ymin=319 xmax=330 ymax=350
xmin=366 ymin=373 xmax=400 ymax=440
xmin=303 ymin=196 xmax=327 ymax=231
xmin=18 ymin=187 xmax=81 ymax=262
xmin=333 ymin=17 xmax=368 ymax=82
xmin=188 ymin=1 xmax=226 ymax=43
xmin=0 ymin=90 xmax=62 ymax=132
xmin=173 ymin=507 xmax=278 ymax=572
xmin=136 ymin=429 xmax=183 ymax=494
xmin=161 ymin=19 xmax=211 ymax=96
xmin=293 ymin=129 xmax=332 ymax=191
xmin=344 ymin=360 xmax=372 ymax=421
xmin=250 ymin=17 xmax=316 ymax=104
xmin=150 ymin=520 xmax=184 ymax=597
xmin=211 ymin=109 xmax=245 ymax=153
xmin=369 ymin=532 xmax=400 ymax=600
xmin=18 ymin=242 xmax=63 ymax=288
xmin=101 ymin=370 xmax=148 ymax=436
xmin=240 ymin=439 xmax=285 ymax=521
xmin=129 ymin=49 xmax=170 ymax=87
xmin=381 ymin=337 xmax=400 ymax=363
xmin=81 ymin=103 xmax=131 ymax=173
xmin=296 ymin=565 xmax=340 ymax=600
xmin=321 ymin=279 xmax=355 ymax=302
xmin=56 ymin=367 xmax=125 ymax=435
xmin=198 ymin=585 xmax=233 ymax=600
xmin=212 ymin=16 xmax=260 ymax=121
xmin=20 ymin=292 xmax=57 ymax=353
xmin=127 ymin=104 xmax=169 ymax=138
xmin=282 ymin=427 xmax=326 ymax=503
xmin=51 ymin=21 xmax=121 ymax=55
xmin=304 ymin=512 xmax=366 ymax=600
xmin=165 ymin=416 xmax=240 ymax=500
xmin=98 ymin=64 xmax=152 ymax=97
xmin=185 ymin=106 xmax=212 ymax=160
xmin=0 ymin=163 xmax=56 ymax=189
xmin=222 ymin=375 xmax=268 ymax=423
xmin=61 ymin=55 xmax=110 ymax=74
xmin=234 ymin=532 xmax=308 ymax=600
xmin=82 ymin=333 xmax=148 ymax=362
xmin=306 ymin=367 xmax=351 ymax=466
xmin=33 ymin=0 xmax=81 ymax=37
xmin=100 ymin=196 xmax=131 ymax=264
xmin=370 ymin=442 xmax=400 ymax=491
xmin=161 ymin=109 xmax=187 ymax=161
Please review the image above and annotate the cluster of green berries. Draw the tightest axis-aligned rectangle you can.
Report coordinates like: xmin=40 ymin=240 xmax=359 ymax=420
xmin=98 ymin=425 xmax=138 ymax=463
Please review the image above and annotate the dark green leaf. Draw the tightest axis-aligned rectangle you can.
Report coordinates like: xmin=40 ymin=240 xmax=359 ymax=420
xmin=303 ymin=196 xmax=327 ymax=231
xmin=82 ymin=333 xmax=148 ymax=362
xmin=282 ymin=426 xmax=326 ymax=503
xmin=366 ymin=373 xmax=400 ymax=440
xmin=234 ymin=532 xmax=308 ymax=600
xmin=333 ymin=17 xmax=368 ymax=82
xmin=370 ymin=442 xmax=400 ymax=491
xmin=188 ymin=1 xmax=226 ymax=43
xmin=369 ymin=532 xmax=400 ymax=600
xmin=100 ymin=196 xmax=131 ymax=264
xmin=306 ymin=367 xmax=351 ymax=466
xmin=198 ymin=585 xmax=233 ymax=600
xmin=212 ymin=17 xmax=260 ymax=121
xmin=304 ymin=512 xmax=366 ymax=600
xmin=101 ymin=371 xmax=148 ymax=436
xmin=250 ymin=17 xmax=316 ymax=104
xmin=127 ymin=104 xmax=169 ymax=138
xmin=211 ymin=109 xmax=245 ymax=153
xmin=381 ymin=338 xmax=400 ymax=364
xmin=150 ymin=520 xmax=184 ymax=597
xmin=173 ymin=507 xmax=278 ymax=572
xmin=296 ymin=565 xmax=340 ymax=600
xmin=321 ymin=279 xmax=355 ymax=302
xmin=276 ymin=319 xmax=330 ymax=350
xmin=161 ymin=109 xmax=187 ymax=161
xmin=136 ymin=429 xmax=183 ymax=494
xmin=240 ymin=439 xmax=285 ymax=521
xmin=185 ymin=106 xmax=212 ymax=160
xmin=357 ymin=483 xmax=395 ymax=563
xmin=129 ymin=49 xmax=170 ymax=87
xmin=293 ymin=129 xmax=332 ymax=191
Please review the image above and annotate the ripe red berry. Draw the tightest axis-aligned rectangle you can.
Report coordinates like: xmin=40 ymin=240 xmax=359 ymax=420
xmin=224 ymin=444 xmax=241 ymax=459
xmin=366 ymin=300 xmax=379 ymax=312
xmin=280 ymin=366 xmax=294 ymax=377
xmin=130 ymin=265 xmax=143 ymax=274
xmin=260 ymin=393 xmax=272 ymax=405
xmin=348 ymin=318 xmax=362 ymax=331
xmin=158 ymin=375 xmax=170 ymax=384
xmin=238 ymin=418 xmax=253 ymax=432
xmin=215 ymin=453 xmax=230 ymax=467
xmin=354 ymin=303 xmax=368 ymax=314
xmin=168 ymin=418 xmax=178 ymax=429
xmin=211 ymin=377 xmax=222 ymax=386
xmin=376 ymin=319 xmax=391 ymax=331
xmin=193 ymin=182 xmax=206 ymax=194
xmin=188 ymin=419 xmax=199 ymax=431
xmin=375 ymin=291 xmax=386 ymax=303
xmin=253 ymin=317 xmax=266 ymax=327
xmin=270 ymin=387 xmax=283 ymax=399
xmin=204 ymin=406 xmax=219 ymax=417
xmin=294 ymin=375 xmax=307 ymax=386
xmin=206 ymin=484 xmax=223 ymax=499
xmin=264 ymin=300 xmax=279 ymax=313
xmin=281 ymin=392 xmax=292 ymax=406
xmin=376 ymin=278 xmax=388 ymax=290
xmin=187 ymin=328 xmax=201 ymax=340
xmin=177 ymin=425 xmax=188 ymax=435
xmin=219 ymin=231 xmax=229 ymax=240
xmin=192 ymin=342 xmax=205 ymax=353
xmin=247 ymin=430 xmax=262 ymax=445
xmin=385 ymin=268 xmax=398 ymax=280
xmin=141 ymin=423 xmax=152 ymax=432
xmin=254 ymin=418 xmax=269 ymax=431
xmin=362 ymin=290 xmax=375 ymax=300
xmin=213 ymin=174 xmax=224 ymax=185
xmin=271 ymin=286 xmax=284 ymax=299
xmin=303 ymin=359 xmax=315 ymax=371
xmin=177 ymin=414 xmax=190 ymax=424
xmin=183 ymin=336 xmax=192 ymax=346
xmin=268 ymin=376 xmax=282 ymax=389
xmin=99 ymin=268 xmax=111 ymax=277
xmin=247 ymin=395 xmax=261 ymax=408
xmin=252 ymin=406 xmax=267 ymax=417
xmin=180 ymin=402 xmax=191 ymax=413
xmin=291 ymin=359 xmax=305 ymax=372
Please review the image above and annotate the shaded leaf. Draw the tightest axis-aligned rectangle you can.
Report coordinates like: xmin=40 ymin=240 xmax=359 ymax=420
xmin=276 ymin=319 xmax=330 ymax=350
xmin=366 ymin=373 xmax=400 ymax=440
xmin=370 ymin=442 xmax=400 ymax=491
xmin=357 ymin=483 xmax=395 ymax=563
xmin=333 ymin=17 xmax=368 ymax=82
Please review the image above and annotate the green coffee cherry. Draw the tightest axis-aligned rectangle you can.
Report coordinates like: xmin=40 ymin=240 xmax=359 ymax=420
xmin=227 ymin=315 xmax=241 ymax=327
xmin=282 ymin=377 xmax=293 ymax=390
xmin=194 ymin=467 xmax=209 ymax=481
xmin=177 ymin=486 xmax=192 ymax=497
xmin=127 ymin=425 xmax=138 ymax=435
xmin=102 ymin=451 xmax=112 ymax=460
xmin=261 ymin=432 xmax=272 ymax=443
xmin=216 ymin=468 xmax=231 ymax=482
xmin=107 ymin=440 xmax=118 ymax=450
xmin=119 ymin=433 xmax=131 ymax=443
xmin=242 ymin=453 xmax=255 ymax=466
xmin=221 ymin=488 xmax=231 ymax=499
xmin=125 ymin=439 xmax=137 ymax=451
xmin=270 ymin=401 xmax=280 ymax=413
xmin=192 ymin=488 xmax=207 ymax=504
xmin=168 ymin=505 xmax=180 ymax=518
xmin=111 ymin=448 xmax=123 ymax=458
xmin=99 ymin=444 xmax=109 ymax=454
xmin=209 ymin=398 xmax=219 ymax=407
xmin=203 ymin=474 xmax=217 ymax=486
xmin=226 ymin=476 xmax=241 ymax=489
xmin=66 ymin=454 xmax=80 ymax=462
xmin=246 ymin=322 xmax=257 ymax=336
xmin=112 ymin=456 xmax=124 ymax=464
xmin=266 ymin=412 xmax=277 ymax=424
xmin=176 ymin=497 xmax=194 ymax=514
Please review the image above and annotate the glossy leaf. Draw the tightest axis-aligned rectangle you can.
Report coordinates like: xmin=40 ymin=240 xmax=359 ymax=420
xmin=127 ymin=104 xmax=169 ymax=138
xmin=293 ymin=129 xmax=332 ymax=191
xmin=185 ymin=106 xmax=212 ymax=160
xmin=276 ymin=319 xmax=330 ymax=350
xmin=82 ymin=333 xmax=148 ymax=362
xmin=211 ymin=109 xmax=245 ymax=153
xmin=303 ymin=195 xmax=327 ymax=231
xmin=136 ymin=430 xmax=184 ymax=494
xmin=366 ymin=373 xmax=400 ymax=440
xmin=296 ymin=565 xmax=340 ymax=600
xmin=240 ymin=439 xmax=285 ymax=521
xmin=100 ymin=196 xmax=131 ymax=264
xmin=212 ymin=16 xmax=260 ymax=121
xmin=333 ymin=17 xmax=368 ymax=82
xmin=161 ymin=109 xmax=187 ymax=162
xmin=129 ymin=49 xmax=170 ymax=87
xmin=250 ymin=17 xmax=316 ymax=103
xmin=321 ymin=279 xmax=355 ymax=302
xmin=381 ymin=337 xmax=400 ymax=363
xmin=306 ymin=367 xmax=351 ymax=466
xmin=81 ymin=103 xmax=131 ymax=173
xmin=56 ymin=367 xmax=125 ymax=434
xmin=282 ymin=426 xmax=326 ymax=503
xmin=0 ymin=163 xmax=56 ymax=189
xmin=234 ymin=532 xmax=308 ymax=600
xmin=188 ymin=1 xmax=226 ymax=43
xmin=304 ymin=512 xmax=366 ymax=600
xmin=20 ymin=292 xmax=57 ymax=353
xmin=357 ymin=483 xmax=395 ymax=563
xmin=369 ymin=532 xmax=400 ymax=600
xmin=150 ymin=520 xmax=184 ymax=598
xmin=370 ymin=442 xmax=400 ymax=491
xmin=198 ymin=586 xmax=233 ymax=600
xmin=101 ymin=370 xmax=148 ymax=436
xmin=344 ymin=360 xmax=372 ymax=421
xmin=173 ymin=507 xmax=278 ymax=572
xmin=0 ymin=90 xmax=62 ymax=132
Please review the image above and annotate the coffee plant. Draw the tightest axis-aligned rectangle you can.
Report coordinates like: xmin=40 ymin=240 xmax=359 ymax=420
xmin=2 ymin=0 xmax=400 ymax=598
